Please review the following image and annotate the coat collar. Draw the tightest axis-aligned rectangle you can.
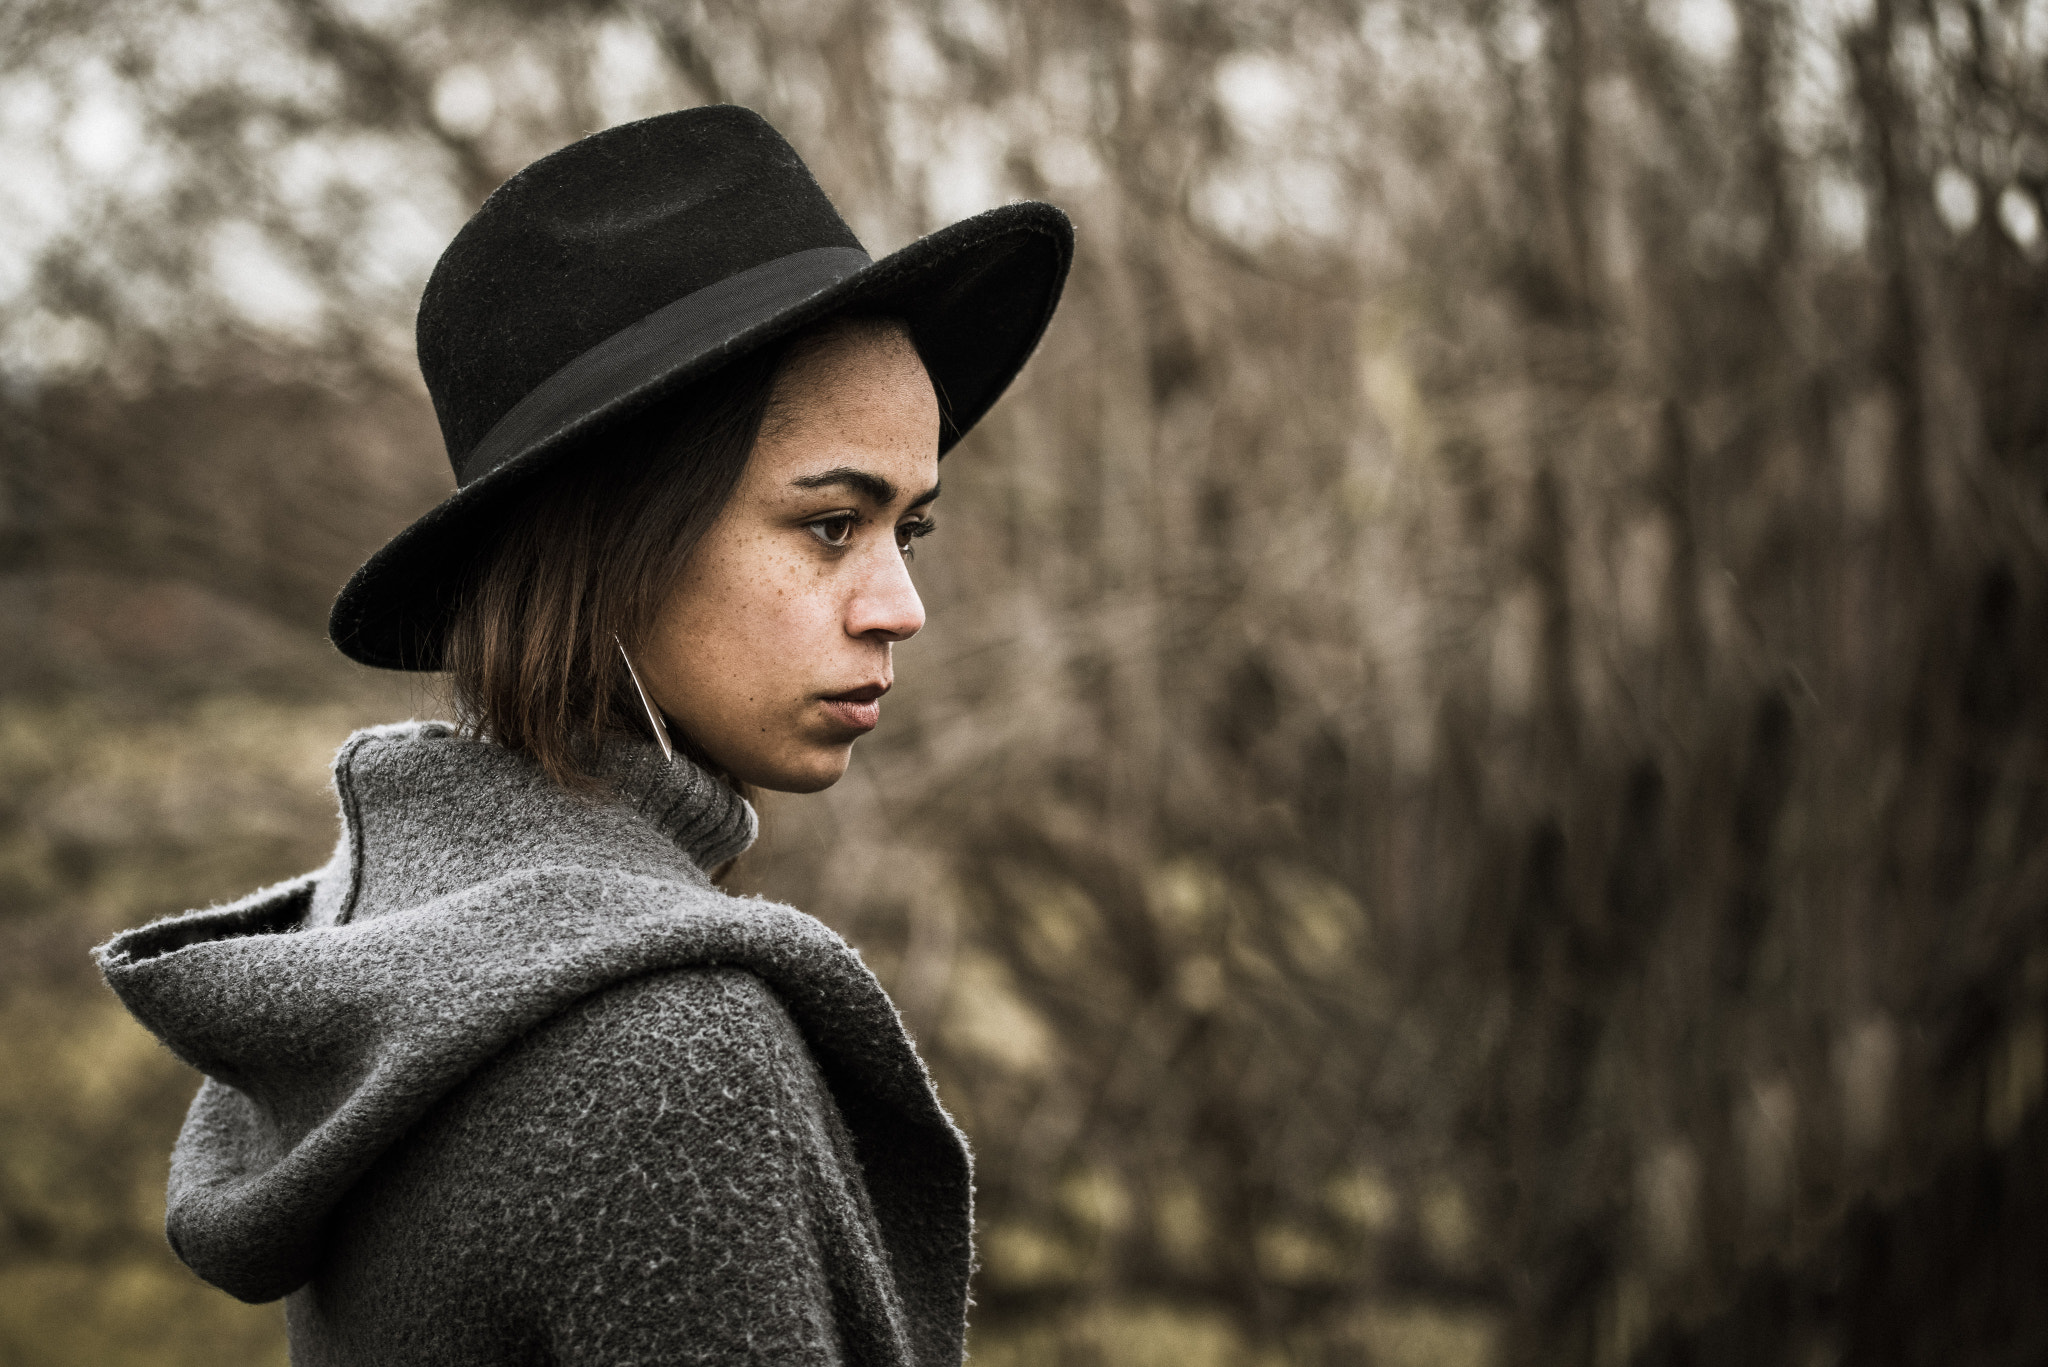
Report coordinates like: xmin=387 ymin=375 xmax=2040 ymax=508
xmin=319 ymin=721 xmax=757 ymax=926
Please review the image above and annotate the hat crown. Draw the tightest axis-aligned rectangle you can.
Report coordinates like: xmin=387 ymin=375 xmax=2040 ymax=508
xmin=416 ymin=106 xmax=864 ymax=468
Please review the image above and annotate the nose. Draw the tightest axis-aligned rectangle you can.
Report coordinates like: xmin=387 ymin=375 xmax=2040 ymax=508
xmin=845 ymin=542 xmax=925 ymax=642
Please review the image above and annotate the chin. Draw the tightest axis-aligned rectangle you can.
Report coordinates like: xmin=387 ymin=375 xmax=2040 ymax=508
xmin=739 ymin=745 xmax=855 ymax=795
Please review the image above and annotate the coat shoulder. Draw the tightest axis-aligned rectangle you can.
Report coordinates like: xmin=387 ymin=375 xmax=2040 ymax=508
xmin=403 ymin=963 xmax=840 ymax=1209
xmin=297 ymin=965 xmax=869 ymax=1363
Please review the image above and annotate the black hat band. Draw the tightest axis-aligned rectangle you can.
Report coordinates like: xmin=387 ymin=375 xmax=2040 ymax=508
xmin=454 ymin=244 xmax=873 ymax=486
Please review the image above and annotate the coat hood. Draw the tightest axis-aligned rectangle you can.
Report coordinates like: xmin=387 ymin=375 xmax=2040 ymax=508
xmin=95 ymin=722 xmax=968 ymax=1307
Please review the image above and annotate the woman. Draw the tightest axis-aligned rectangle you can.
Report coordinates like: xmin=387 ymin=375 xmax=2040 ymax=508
xmin=95 ymin=106 xmax=1071 ymax=1365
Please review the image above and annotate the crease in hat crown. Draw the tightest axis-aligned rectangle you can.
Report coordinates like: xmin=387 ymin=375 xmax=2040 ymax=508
xmin=329 ymin=103 xmax=1074 ymax=671
xmin=417 ymin=105 xmax=865 ymax=476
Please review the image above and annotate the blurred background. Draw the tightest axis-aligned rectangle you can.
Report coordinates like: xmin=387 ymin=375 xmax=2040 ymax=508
xmin=3 ymin=0 xmax=2046 ymax=1362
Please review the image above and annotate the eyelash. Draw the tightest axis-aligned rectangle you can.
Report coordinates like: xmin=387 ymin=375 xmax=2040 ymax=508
xmin=806 ymin=514 xmax=937 ymax=557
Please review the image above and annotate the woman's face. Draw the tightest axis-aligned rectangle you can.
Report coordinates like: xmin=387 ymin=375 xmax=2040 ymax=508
xmin=640 ymin=322 xmax=941 ymax=793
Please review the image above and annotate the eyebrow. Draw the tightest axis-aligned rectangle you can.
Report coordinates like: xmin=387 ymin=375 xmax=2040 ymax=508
xmin=790 ymin=466 xmax=941 ymax=509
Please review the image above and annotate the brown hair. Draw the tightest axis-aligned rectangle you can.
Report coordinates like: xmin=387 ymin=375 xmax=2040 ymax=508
xmin=441 ymin=344 xmax=785 ymax=791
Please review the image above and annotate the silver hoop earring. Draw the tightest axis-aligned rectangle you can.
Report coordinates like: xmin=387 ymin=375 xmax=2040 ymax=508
xmin=614 ymin=634 xmax=676 ymax=765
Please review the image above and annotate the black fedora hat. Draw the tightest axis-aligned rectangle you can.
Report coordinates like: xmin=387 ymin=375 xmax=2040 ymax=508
xmin=329 ymin=105 xmax=1072 ymax=671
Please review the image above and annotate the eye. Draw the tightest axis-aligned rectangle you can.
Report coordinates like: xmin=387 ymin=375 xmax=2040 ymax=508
xmin=896 ymin=517 xmax=936 ymax=558
xmin=807 ymin=515 xmax=857 ymax=548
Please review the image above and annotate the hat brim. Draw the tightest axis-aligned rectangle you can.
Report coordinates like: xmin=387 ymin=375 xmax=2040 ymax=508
xmin=329 ymin=200 xmax=1072 ymax=671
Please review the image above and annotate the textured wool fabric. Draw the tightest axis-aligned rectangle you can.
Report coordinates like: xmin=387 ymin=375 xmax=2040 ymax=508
xmin=96 ymin=722 xmax=971 ymax=1366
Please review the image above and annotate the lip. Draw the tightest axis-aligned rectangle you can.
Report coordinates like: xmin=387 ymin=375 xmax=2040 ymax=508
xmin=819 ymin=682 xmax=888 ymax=734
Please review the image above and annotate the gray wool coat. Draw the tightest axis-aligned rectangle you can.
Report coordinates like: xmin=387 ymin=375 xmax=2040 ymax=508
xmin=96 ymin=721 xmax=973 ymax=1366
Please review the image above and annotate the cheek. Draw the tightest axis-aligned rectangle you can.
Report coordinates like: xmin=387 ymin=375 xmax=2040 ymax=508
xmin=659 ymin=535 xmax=837 ymax=697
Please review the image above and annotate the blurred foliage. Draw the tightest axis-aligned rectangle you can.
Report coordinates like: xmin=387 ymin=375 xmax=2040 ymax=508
xmin=4 ymin=0 xmax=2048 ymax=1363
xmin=0 ymin=697 xmax=402 ymax=1364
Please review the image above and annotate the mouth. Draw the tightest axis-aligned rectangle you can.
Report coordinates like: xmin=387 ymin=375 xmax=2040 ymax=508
xmin=819 ymin=682 xmax=889 ymax=734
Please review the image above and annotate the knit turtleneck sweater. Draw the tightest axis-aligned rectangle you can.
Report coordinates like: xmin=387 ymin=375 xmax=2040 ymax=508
xmin=96 ymin=721 xmax=971 ymax=1366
